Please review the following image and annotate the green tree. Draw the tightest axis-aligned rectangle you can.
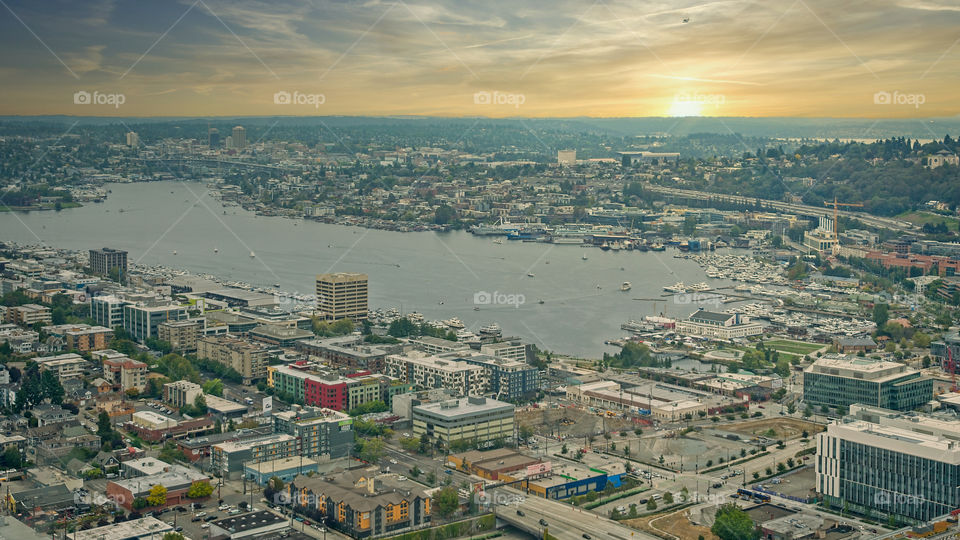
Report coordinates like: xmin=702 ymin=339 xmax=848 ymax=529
xmin=356 ymin=438 xmax=385 ymax=463
xmin=873 ymin=303 xmax=889 ymax=327
xmin=201 ymin=379 xmax=224 ymax=397
xmin=39 ymin=369 xmax=64 ymax=404
xmin=646 ymin=499 xmax=657 ymax=511
xmin=435 ymin=486 xmax=459 ymax=517
xmin=663 ymin=492 xmax=674 ymax=504
xmin=712 ymin=504 xmax=758 ymax=540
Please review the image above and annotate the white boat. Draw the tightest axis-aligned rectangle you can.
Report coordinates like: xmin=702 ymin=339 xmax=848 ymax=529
xmin=689 ymin=282 xmax=712 ymax=292
xmin=213 ymin=248 xmax=219 ymax=253
xmin=172 ymin=250 xmax=177 ymax=255
xmin=479 ymin=323 xmax=502 ymax=336
xmin=582 ymin=254 xmax=588 ymax=260
xmin=621 ymin=282 xmax=632 ymax=291
xmin=249 ymin=251 xmax=256 ymax=258
xmin=493 ymin=238 xmax=503 ymax=244
xmin=443 ymin=317 xmax=465 ymax=329
xmin=664 ymin=282 xmax=686 ymax=293
xmin=527 ymin=273 xmax=535 ymax=278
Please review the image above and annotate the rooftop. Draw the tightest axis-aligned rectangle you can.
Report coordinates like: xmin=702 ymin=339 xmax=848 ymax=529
xmin=413 ymin=396 xmax=514 ymax=420
xmin=211 ymin=509 xmax=287 ymax=533
xmin=70 ymin=517 xmax=172 ymax=540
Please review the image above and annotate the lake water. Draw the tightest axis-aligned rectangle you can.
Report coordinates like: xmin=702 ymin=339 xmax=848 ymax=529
xmin=0 ymin=180 xmax=735 ymax=357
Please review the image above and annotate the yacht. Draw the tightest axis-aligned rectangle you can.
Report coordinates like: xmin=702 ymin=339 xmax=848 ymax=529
xmin=249 ymin=251 xmax=256 ymax=258
xmin=443 ymin=317 xmax=465 ymax=329
xmin=664 ymin=282 xmax=686 ymax=293
xmin=582 ymin=253 xmax=588 ymax=260
xmin=621 ymin=282 xmax=632 ymax=291
xmin=688 ymin=282 xmax=712 ymax=292
xmin=527 ymin=273 xmax=535 ymax=278
xmin=407 ymin=312 xmax=425 ymax=324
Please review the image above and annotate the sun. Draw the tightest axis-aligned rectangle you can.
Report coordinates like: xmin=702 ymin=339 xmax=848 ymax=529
xmin=666 ymin=99 xmax=703 ymax=117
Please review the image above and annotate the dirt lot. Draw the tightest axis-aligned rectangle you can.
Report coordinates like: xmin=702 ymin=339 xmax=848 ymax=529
xmin=516 ymin=406 xmax=637 ymax=438
xmin=624 ymin=508 xmax=719 ymax=540
xmin=723 ymin=417 xmax=823 ymax=441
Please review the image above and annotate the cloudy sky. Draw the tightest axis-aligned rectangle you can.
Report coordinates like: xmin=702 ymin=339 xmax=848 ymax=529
xmin=1 ymin=0 xmax=958 ymax=117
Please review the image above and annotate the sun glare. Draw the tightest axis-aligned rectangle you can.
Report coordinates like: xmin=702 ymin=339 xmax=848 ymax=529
xmin=667 ymin=99 xmax=703 ymax=117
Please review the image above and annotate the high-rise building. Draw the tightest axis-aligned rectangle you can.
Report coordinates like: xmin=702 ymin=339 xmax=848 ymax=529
xmin=232 ymin=126 xmax=246 ymax=150
xmin=315 ymin=272 xmax=368 ymax=322
xmin=89 ymin=247 xmax=128 ymax=278
xmin=208 ymin=127 xmax=220 ymax=149
xmin=803 ymin=354 xmax=932 ymax=411
xmin=557 ymin=149 xmax=576 ymax=165
xmin=817 ymin=404 xmax=960 ymax=523
xmin=125 ymin=131 xmax=138 ymax=147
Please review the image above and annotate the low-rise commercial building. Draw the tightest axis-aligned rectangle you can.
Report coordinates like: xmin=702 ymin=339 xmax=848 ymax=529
xmin=412 ymin=396 xmax=514 ymax=447
xmin=243 ymin=456 xmax=319 ymax=485
xmin=163 ymin=380 xmax=203 ymax=408
xmin=70 ymin=516 xmax=171 ymax=540
xmin=210 ymin=510 xmax=290 ymax=539
xmin=106 ymin=465 xmax=210 ymax=510
xmin=675 ymin=309 xmax=762 ymax=339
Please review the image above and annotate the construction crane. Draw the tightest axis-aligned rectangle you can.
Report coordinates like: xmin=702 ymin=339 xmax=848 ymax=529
xmin=823 ymin=197 xmax=864 ymax=245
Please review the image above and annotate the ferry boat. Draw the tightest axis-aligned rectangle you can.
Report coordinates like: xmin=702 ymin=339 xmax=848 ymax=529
xmin=621 ymin=282 xmax=632 ymax=291
xmin=479 ymin=323 xmax=502 ymax=337
xmin=664 ymin=282 xmax=687 ymax=293
xmin=443 ymin=317 xmax=465 ymax=329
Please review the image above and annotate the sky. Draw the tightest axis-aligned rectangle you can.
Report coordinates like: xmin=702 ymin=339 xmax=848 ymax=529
xmin=1 ymin=0 xmax=959 ymax=118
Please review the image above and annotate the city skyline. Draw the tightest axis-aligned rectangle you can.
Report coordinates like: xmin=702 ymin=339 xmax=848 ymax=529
xmin=0 ymin=0 xmax=958 ymax=118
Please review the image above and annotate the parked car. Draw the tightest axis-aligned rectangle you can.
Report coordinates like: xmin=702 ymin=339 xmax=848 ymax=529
xmin=539 ymin=519 xmax=548 ymax=526
xmin=516 ymin=510 xmax=525 ymax=517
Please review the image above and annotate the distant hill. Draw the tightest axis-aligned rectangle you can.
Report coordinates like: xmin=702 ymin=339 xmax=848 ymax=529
xmin=2 ymin=115 xmax=960 ymax=140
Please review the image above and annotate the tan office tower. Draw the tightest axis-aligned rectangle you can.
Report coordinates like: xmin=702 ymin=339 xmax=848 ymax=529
xmin=315 ymin=273 xmax=368 ymax=321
